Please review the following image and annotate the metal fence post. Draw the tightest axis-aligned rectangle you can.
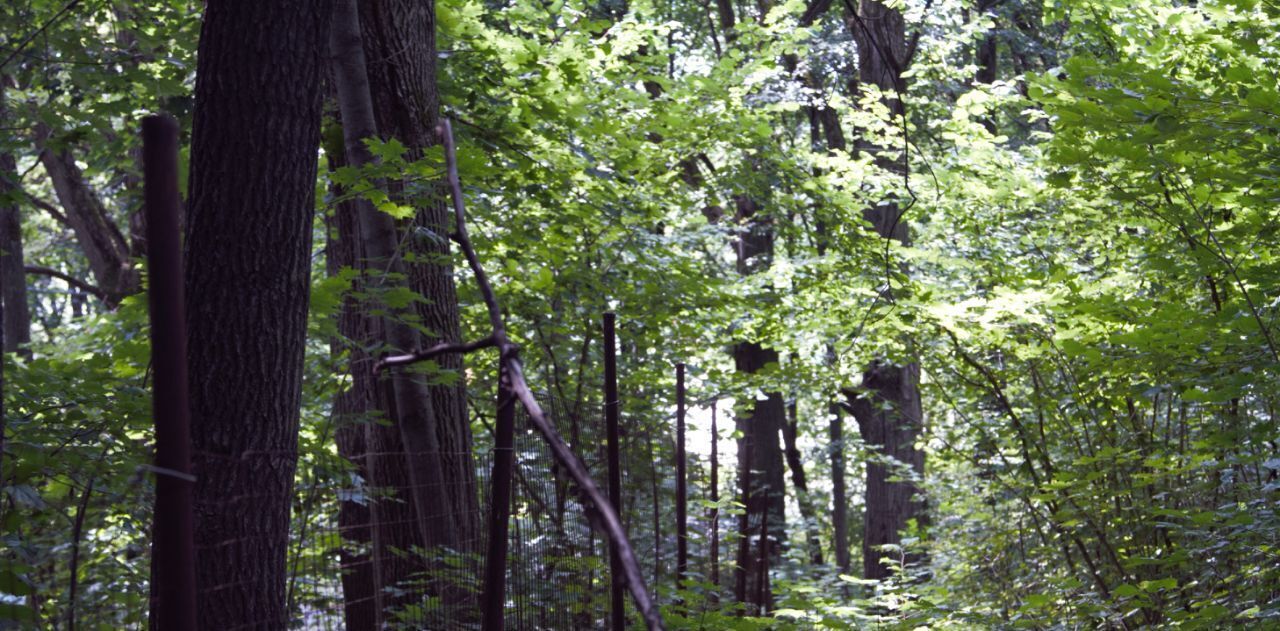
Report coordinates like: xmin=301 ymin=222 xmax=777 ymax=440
xmin=142 ymin=113 xmax=196 ymax=630
xmin=604 ymin=312 xmax=624 ymax=630
xmin=675 ymin=363 xmax=687 ymax=588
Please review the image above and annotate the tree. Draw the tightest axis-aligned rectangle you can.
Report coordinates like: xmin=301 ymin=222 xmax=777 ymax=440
xmin=0 ymin=78 xmax=28 ymax=353
xmin=358 ymin=0 xmax=480 ymax=548
xmin=183 ymin=1 xmax=333 ymax=626
xmin=844 ymin=0 xmax=928 ymax=581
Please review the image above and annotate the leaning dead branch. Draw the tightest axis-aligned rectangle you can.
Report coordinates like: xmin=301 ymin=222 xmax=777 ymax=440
xmin=376 ymin=119 xmax=664 ymax=631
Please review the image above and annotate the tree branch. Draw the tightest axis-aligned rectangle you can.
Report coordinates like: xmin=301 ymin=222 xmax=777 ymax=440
xmin=24 ymin=264 xmax=106 ymax=300
xmin=24 ymin=190 xmax=71 ymax=226
xmin=373 ymin=335 xmax=497 ymax=371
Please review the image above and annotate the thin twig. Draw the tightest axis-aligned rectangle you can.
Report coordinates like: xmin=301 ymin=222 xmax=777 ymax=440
xmin=0 ymin=0 xmax=84 ymax=71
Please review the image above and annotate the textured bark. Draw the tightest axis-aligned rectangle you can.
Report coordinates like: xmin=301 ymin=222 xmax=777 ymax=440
xmin=359 ymin=0 xmax=480 ymax=548
xmin=1 ymin=80 xmax=29 ymax=352
xmin=329 ymin=2 xmax=455 ymax=621
xmin=847 ymin=364 xmax=925 ymax=579
xmin=732 ymin=341 xmax=786 ymax=607
xmin=35 ymin=126 xmax=138 ymax=306
xmin=848 ymin=0 xmax=927 ymax=582
xmin=184 ymin=1 xmax=333 ymax=627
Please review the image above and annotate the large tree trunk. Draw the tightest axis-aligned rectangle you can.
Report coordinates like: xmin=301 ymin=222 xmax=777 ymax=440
xmin=184 ymin=1 xmax=333 ymax=627
xmin=847 ymin=0 xmax=927 ymax=582
xmin=359 ymin=0 xmax=480 ymax=549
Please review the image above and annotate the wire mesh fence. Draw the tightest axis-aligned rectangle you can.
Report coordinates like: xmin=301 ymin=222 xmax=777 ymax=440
xmin=284 ymin=394 xmax=608 ymax=630
xmin=0 ymin=394 xmax=615 ymax=630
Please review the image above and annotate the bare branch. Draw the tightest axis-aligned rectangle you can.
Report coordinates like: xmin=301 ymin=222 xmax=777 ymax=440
xmin=373 ymin=335 xmax=497 ymax=372
xmin=23 ymin=264 xmax=106 ymax=300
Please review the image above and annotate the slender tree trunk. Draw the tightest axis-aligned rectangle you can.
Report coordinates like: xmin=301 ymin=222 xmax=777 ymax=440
xmin=829 ymin=403 xmax=850 ymax=573
xmin=358 ymin=0 xmax=481 ymax=549
xmin=846 ymin=0 xmax=928 ymax=582
xmin=184 ymin=1 xmax=333 ymax=627
xmin=323 ymin=105 xmax=379 ymax=631
xmin=0 ymin=79 xmax=29 ymax=353
xmin=709 ymin=403 xmax=720 ymax=598
xmin=782 ymin=401 xmax=824 ymax=564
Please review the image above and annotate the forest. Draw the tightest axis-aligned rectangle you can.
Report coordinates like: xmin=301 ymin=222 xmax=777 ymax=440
xmin=0 ymin=0 xmax=1277 ymax=628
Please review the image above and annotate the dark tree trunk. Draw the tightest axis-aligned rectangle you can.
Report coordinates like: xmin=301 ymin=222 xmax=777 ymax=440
xmin=782 ymin=401 xmax=824 ymax=564
xmin=0 ymin=79 xmax=29 ymax=353
xmin=323 ymin=104 xmax=379 ymax=631
xmin=358 ymin=0 xmax=480 ymax=548
xmin=732 ymin=341 xmax=786 ymax=606
xmin=184 ymin=1 xmax=333 ymax=627
xmin=328 ymin=2 xmax=449 ymax=621
xmin=975 ymin=0 xmax=999 ymax=86
xmin=848 ymin=0 xmax=927 ymax=582
xmin=709 ymin=404 xmax=720 ymax=596
xmin=829 ymin=403 xmax=851 ymax=573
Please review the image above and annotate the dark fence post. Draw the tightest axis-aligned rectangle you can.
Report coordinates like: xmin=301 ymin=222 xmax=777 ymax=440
xmin=756 ymin=491 xmax=769 ymax=615
xmin=675 ymin=363 xmax=687 ymax=588
xmin=708 ymin=402 xmax=719 ymax=599
xmin=482 ymin=362 xmax=517 ymax=631
xmin=733 ymin=418 xmax=752 ymax=607
xmin=604 ymin=312 xmax=625 ymax=630
xmin=143 ymin=113 xmax=196 ymax=630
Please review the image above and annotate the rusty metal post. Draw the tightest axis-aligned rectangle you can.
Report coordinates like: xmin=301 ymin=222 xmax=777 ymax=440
xmin=675 ymin=363 xmax=687 ymax=588
xmin=143 ymin=113 xmax=196 ymax=630
xmin=604 ymin=312 xmax=625 ymax=630
xmin=481 ymin=362 xmax=517 ymax=631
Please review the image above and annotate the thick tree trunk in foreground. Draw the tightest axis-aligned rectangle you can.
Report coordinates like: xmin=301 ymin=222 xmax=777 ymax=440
xmin=359 ymin=0 xmax=480 ymax=548
xmin=848 ymin=0 xmax=927 ymax=582
xmin=184 ymin=1 xmax=332 ymax=627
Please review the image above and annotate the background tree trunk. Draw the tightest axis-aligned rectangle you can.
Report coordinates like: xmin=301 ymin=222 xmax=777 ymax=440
xmin=329 ymin=2 xmax=456 ymax=621
xmin=783 ymin=401 xmax=824 ymax=564
xmin=184 ymin=1 xmax=333 ymax=626
xmin=358 ymin=0 xmax=480 ymax=548
xmin=322 ymin=110 xmax=379 ymax=631
xmin=847 ymin=0 xmax=928 ymax=582
xmin=34 ymin=125 xmax=137 ymax=307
